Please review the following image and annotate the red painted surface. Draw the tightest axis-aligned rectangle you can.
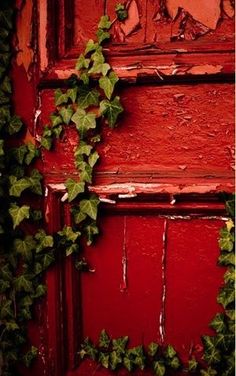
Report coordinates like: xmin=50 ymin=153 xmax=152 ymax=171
xmin=11 ymin=0 xmax=234 ymax=375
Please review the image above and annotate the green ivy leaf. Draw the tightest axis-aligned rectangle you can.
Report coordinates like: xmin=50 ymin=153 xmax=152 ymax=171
xmin=72 ymin=207 xmax=87 ymax=224
xmin=164 ymin=344 xmax=177 ymax=358
xmin=14 ymin=274 xmax=33 ymax=293
xmin=115 ymin=3 xmax=128 ymax=21
xmin=0 ymin=264 xmax=12 ymax=281
xmin=75 ymin=141 xmax=93 ymax=157
xmin=58 ymin=225 xmax=81 ymax=243
xmin=80 ymin=194 xmax=100 ymax=220
xmin=40 ymin=136 xmax=52 ymax=150
xmin=96 ymin=29 xmax=110 ymax=44
xmin=100 ymin=96 xmax=123 ymax=127
xmin=80 ymin=72 xmax=89 ymax=85
xmin=28 ymin=169 xmax=43 ymax=195
xmin=23 ymin=346 xmax=38 ymax=368
xmin=200 ymin=367 xmax=217 ymax=376
xmin=50 ymin=114 xmax=63 ymax=127
xmin=148 ymin=342 xmax=159 ymax=357
xmin=217 ymin=286 xmax=235 ymax=308
xmin=77 ymin=86 xmax=100 ymax=109
xmin=0 ymin=280 xmax=10 ymax=293
xmin=203 ymin=346 xmax=221 ymax=364
xmin=55 ymin=89 xmax=68 ymax=106
xmin=31 ymin=284 xmax=47 ymax=299
xmin=110 ymin=351 xmax=122 ymax=370
xmin=25 ymin=142 xmax=39 ymax=165
xmin=88 ymin=151 xmax=99 ymax=167
xmin=84 ymin=39 xmax=99 ymax=55
xmin=84 ymin=222 xmax=99 ymax=245
xmin=59 ymin=106 xmax=74 ymax=125
xmin=210 ymin=313 xmax=226 ymax=333
xmin=188 ymin=357 xmax=198 ymax=372
xmin=65 ymin=178 xmax=85 ymax=202
xmin=71 ymin=109 xmax=96 ymax=139
xmin=36 ymin=252 xmax=55 ymax=271
xmin=76 ymin=54 xmax=90 ymax=70
xmin=99 ymin=71 xmax=119 ymax=99
xmin=153 ymin=361 xmax=165 ymax=376
xmin=0 ymin=300 xmax=14 ymax=319
xmin=79 ymin=162 xmax=93 ymax=183
xmin=1 ymin=75 xmax=11 ymax=93
xmin=67 ymin=87 xmax=78 ymax=103
xmin=35 ymin=229 xmax=54 ymax=252
xmin=89 ymin=61 xmax=110 ymax=76
xmin=225 ymin=309 xmax=235 ymax=321
xmin=99 ymin=329 xmax=110 ymax=349
xmin=218 ymin=252 xmax=235 ymax=266
xmin=98 ymin=352 xmax=110 ymax=368
xmin=219 ymin=231 xmax=234 ymax=252
xmin=7 ymin=115 xmax=23 ymax=135
xmin=14 ymin=236 xmax=36 ymax=262
xmin=0 ymin=139 xmax=4 ymax=156
xmin=98 ymin=15 xmax=112 ymax=30
xmin=12 ymin=145 xmax=27 ymax=164
xmin=226 ymin=197 xmax=235 ymax=217
xmin=9 ymin=204 xmax=30 ymax=229
xmin=168 ymin=356 xmax=180 ymax=370
xmin=0 ymin=10 xmax=13 ymax=30
xmin=9 ymin=177 xmax=31 ymax=197
xmin=123 ymin=357 xmax=133 ymax=371
xmin=215 ymin=333 xmax=234 ymax=351
xmin=112 ymin=336 xmax=129 ymax=354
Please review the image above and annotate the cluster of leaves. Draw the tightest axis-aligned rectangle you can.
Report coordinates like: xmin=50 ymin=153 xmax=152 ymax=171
xmin=79 ymin=330 xmax=181 ymax=375
xmin=40 ymin=14 xmax=124 ymax=266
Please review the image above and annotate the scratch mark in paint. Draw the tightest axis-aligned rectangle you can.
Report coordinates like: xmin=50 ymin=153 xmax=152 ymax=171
xmin=120 ymin=216 xmax=128 ymax=292
xmin=159 ymin=219 xmax=168 ymax=343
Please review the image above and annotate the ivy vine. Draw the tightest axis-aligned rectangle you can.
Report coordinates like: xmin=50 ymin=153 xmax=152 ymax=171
xmin=0 ymin=1 xmax=234 ymax=376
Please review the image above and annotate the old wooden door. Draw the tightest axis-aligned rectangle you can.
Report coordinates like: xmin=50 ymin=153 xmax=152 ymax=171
xmin=12 ymin=0 xmax=234 ymax=375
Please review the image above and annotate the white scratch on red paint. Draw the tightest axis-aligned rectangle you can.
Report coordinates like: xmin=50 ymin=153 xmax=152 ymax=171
xmin=159 ymin=219 xmax=168 ymax=343
xmin=120 ymin=216 xmax=128 ymax=292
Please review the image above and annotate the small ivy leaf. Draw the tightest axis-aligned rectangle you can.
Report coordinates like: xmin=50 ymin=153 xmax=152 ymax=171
xmin=0 ymin=10 xmax=13 ymax=30
xmin=9 ymin=204 xmax=30 ymax=229
xmin=215 ymin=334 xmax=234 ymax=351
xmin=85 ymin=39 xmax=99 ymax=55
xmin=5 ymin=322 xmax=19 ymax=331
xmin=0 ymin=280 xmax=10 ymax=293
xmin=59 ymin=106 xmax=74 ymax=125
xmin=0 ymin=300 xmax=14 ymax=319
xmin=99 ymin=71 xmax=119 ymax=100
xmin=164 ymin=344 xmax=177 ymax=359
xmin=153 ymin=361 xmax=166 ymax=376
xmin=96 ymin=29 xmax=110 ymax=44
xmin=35 ymin=229 xmax=54 ymax=252
xmin=200 ymin=367 xmax=217 ymax=376
xmin=75 ymin=258 xmax=88 ymax=271
xmin=14 ymin=236 xmax=36 ymax=262
xmin=9 ymin=177 xmax=31 ymax=197
xmin=76 ymin=54 xmax=90 ymax=70
xmin=67 ymin=87 xmax=78 ymax=103
xmin=88 ymin=151 xmax=99 ymax=168
xmin=12 ymin=145 xmax=28 ymax=164
xmin=20 ymin=307 xmax=32 ymax=320
xmin=123 ymin=357 xmax=133 ymax=371
xmin=148 ymin=342 xmax=158 ymax=357
xmin=65 ymin=178 xmax=85 ymax=202
xmin=28 ymin=169 xmax=43 ymax=195
xmin=80 ymin=194 xmax=100 ymax=220
xmin=82 ymin=338 xmax=98 ymax=360
xmin=2 ymin=76 xmax=11 ymax=94
xmin=218 ymin=252 xmax=235 ymax=266
xmin=36 ymin=252 xmax=55 ymax=271
xmin=91 ymin=134 xmax=101 ymax=143
xmin=115 ymin=3 xmax=128 ymax=21
xmin=203 ymin=347 xmax=221 ymax=365
xmin=226 ymin=197 xmax=235 ymax=218
xmin=110 ymin=351 xmax=122 ymax=370
xmin=79 ymin=162 xmax=93 ymax=183
xmin=25 ymin=142 xmax=39 ymax=165
xmin=84 ymin=222 xmax=99 ymax=246
xmin=112 ymin=336 xmax=129 ymax=354
xmin=80 ymin=72 xmax=89 ymax=85
xmin=14 ymin=274 xmax=33 ymax=293
xmin=55 ymin=89 xmax=68 ymax=106
xmin=217 ymin=286 xmax=234 ymax=308
xmin=188 ymin=357 xmax=198 ymax=372
xmin=77 ymin=86 xmax=100 ymax=109
xmin=58 ymin=225 xmax=81 ymax=243
xmin=7 ymin=115 xmax=23 ymax=135
xmin=168 ymin=356 xmax=180 ymax=370
xmin=98 ymin=352 xmax=109 ymax=368
xmin=65 ymin=244 xmax=79 ymax=256
xmin=226 ymin=219 xmax=234 ymax=232
xmin=40 ymin=136 xmax=52 ymax=150
xmin=99 ymin=329 xmax=110 ymax=349
xmin=98 ymin=15 xmax=112 ymax=30
xmin=89 ymin=62 xmax=110 ymax=76
xmin=50 ymin=114 xmax=63 ymax=128
xmin=71 ymin=109 xmax=96 ymax=139
xmin=52 ymin=125 xmax=63 ymax=138
xmin=219 ymin=229 xmax=234 ymax=252
xmin=210 ymin=313 xmax=226 ymax=333
xmin=0 ymin=139 xmax=4 ymax=156
xmin=23 ymin=346 xmax=38 ymax=368
xmin=31 ymin=284 xmax=47 ymax=299
xmin=72 ymin=207 xmax=87 ymax=224
xmin=100 ymin=96 xmax=123 ymax=127
xmin=225 ymin=309 xmax=235 ymax=321
xmin=202 ymin=336 xmax=215 ymax=351
xmin=0 ymin=264 xmax=12 ymax=281
xmin=75 ymin=141 xmax=93 ymax=157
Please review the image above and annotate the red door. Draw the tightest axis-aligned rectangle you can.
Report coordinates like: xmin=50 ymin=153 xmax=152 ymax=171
xmin=12 ymin=0 xmax=234 ymax=375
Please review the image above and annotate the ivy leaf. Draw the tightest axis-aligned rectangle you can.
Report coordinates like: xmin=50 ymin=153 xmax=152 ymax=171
xmin=123 ymin=357 xmax=133 ymax=371
xmin=88 ymin=151 xmax=99 ymax=167
xmin=76 ymin=54 xmax=90 ymax=70
xmin=28 ymin=169 xmax=43 ymax=195
xmin=36 ymin=253 xmax=55 ymax=271
xmin=200 ymin=367 xmax=217 ymax=376
xmin=99 ymin=72 xmax=119 ymax=99
xmin=219 ymin=230 xmax=234 ymax=252
xmin=0 ymin=300 xmax=14 ymax=319
xmin=112 ymin=336 xmax=129 ymax=354
xmin=58 ymin=226 xmax=81 ymax=243
xmin=226 ymin=197 xmax=235 ymax=217
xmin=9 ymin=177 xmax=31 ymax=197
xmin=55 ymin=89 xmax=68 ymax=106
xmin=210 ymin=313 xmax=226 ymax=333
xmin=5 ymin=322 xmax=19 ymax=331
xmin=75 ymin=142 xmax=93 ymax=157
xmin=82 ymin=338 xmax=98 ymax=360
xmin=226 ymin=219 xmax=234 ymax=232
xmin=0 ymin=139 xmax=4 ymax=156
xmin=99 ymin=329 xmax=110 ymax=349
xmin=7 ymin=115 xmax=23 ymax=135
xmin=77 ymin=86 xmax=100 ymax=109
xmin=215 ymin=334 xmax=234 ymax=351
xmin=50 ymin=114 xmax=63 ymax=127
xmin=100 ymin=96 xmax=123 ymax=127
xmin=168 ymin=356 xmax=180 ymax=370
xmin=80 ymin=72 xmax=89 ymax=85
xmin=14 ymin=274 xmax=33 ymax=293
xmin=71 ymin=109 xmax=96 ymax=139
xmin=84 ymin=39 xmax=99 ymax=55
xmin=188 ymin=357 xmax=198 ymax=372
xmin=80 ymin=194 xmax=100 ymax=220
xmin=148 ymin=342 xmax=158 ymax=357
xmin=153 ymin=361 xmax=166 ymax=376
xmin=98 ymin=15 xmax=112 ymax=30
xmin=25 ymin=142 xmax=39 ymax=165
xmin=35 ymin=229 xmax=54 ymax=252
xmin=72 ymin=207 xmax=87 ymax=224
xmin=96 ymin=29 xmax=110 ymax=44
xmin=84 ymin=222 xmax=99 ymax=246
xmin=0 ymin=10 xmax=13 ymax=30
xmin=9 ymin=204 xmax=30 ymax=229
xmin=0 ymin=264 xmax=12 ymax=281
xmin=79 ymin=162 xmax=93 ymax=183
xmin=203 ymin=347 xmax=221 ymax=365
xmin=202 ymin=336 xmax=215 ymax=351
xmin=89 ymin=61 xmax=110 ymax=76
xmin=14 ymin=236 xmax=36 ymax=262
xmin=23 ymin=346 xmax=38 ymax=368
xmin=115 ymin=3 xmax=128 ymax=21
xmin=0 ymin=280 xmax=10 ymax=293
xmin=2 ymin=75 xmax=11 ymax=94
xmin=217 ymin=286 xmax=235 ymax=308
xmin=110 ymin=351 xmax=122 ymax=370
xmin=59 ymin=106 xmax=74 ymax=125
xmin=12 ymin=145 xmax=27 ymax=164
xmin=98 ymin=352 xmax=109 ymax=368
xmin=67 ymin=87 xmax=78 ymax=103
xmin=40 ymin=136 xmax=52 ymax=150
xmin=164 ymin=344 xmax=177 ymax=359
xmin=218 ymin=252 xmax=235 ymax=266
xmin=65 ymin=178 xmax=85 ymax=202
xmin=31 ymin=284 xmax=47 ymax=298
